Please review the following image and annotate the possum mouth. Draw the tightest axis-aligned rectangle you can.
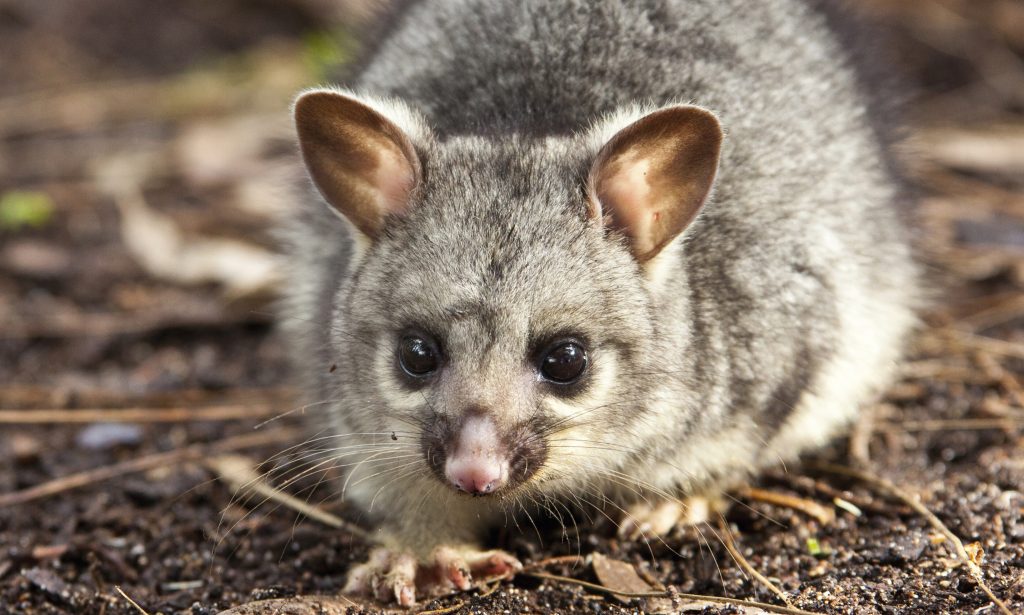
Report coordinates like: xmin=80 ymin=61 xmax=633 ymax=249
xmin=420 ymin=416 xmax=548 ymax=495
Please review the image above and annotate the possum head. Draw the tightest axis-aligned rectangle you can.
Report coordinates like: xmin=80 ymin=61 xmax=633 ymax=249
xmin=294 ymin=88 xmax=721 ymax=501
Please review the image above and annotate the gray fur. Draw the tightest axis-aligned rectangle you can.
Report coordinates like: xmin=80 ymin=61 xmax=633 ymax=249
xmin=281 ymin=0 xmax=918 ymax=559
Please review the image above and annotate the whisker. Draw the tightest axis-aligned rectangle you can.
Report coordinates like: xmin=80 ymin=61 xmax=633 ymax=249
xmin=367 ymin=464 xmax=430 ymax=512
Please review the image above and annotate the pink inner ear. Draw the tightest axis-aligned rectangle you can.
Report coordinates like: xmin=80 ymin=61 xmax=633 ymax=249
xmin=294 ymin=91 xmax=423 ymax=238
xmin=589 ymin=106 xmax=722 ymax=262
xmin=596 ymin=153 xmax=660 ymax=257
xmin=374 ymin=145 xmax=418 ymax=213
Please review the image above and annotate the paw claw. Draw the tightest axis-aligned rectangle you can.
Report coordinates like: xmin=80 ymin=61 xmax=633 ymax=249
xmin=477 ymin=551 xmax=522 ymax=578
xmin=397 ymin=584 xmax=415 ymax=607
xmin=451 ymin=566 xmax=472 ymax=591
xmin=385 ymin=553 xmax=417 ymax=605
xmin=432 ymin=547 xmax=470 ymax=590
xmin=343 ymin=546 xmax=519 ymax=605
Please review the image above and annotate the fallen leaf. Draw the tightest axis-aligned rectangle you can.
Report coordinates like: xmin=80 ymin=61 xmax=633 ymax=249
xmin=591 ymin=552 xmax=672 ymax=612
xmin=0 ymin=190 xmax=54 ymax=230
xmin=95 ymin=154 xmax=282 ymax=301
xmin=964 ymin=541 xmax=985 ymax=566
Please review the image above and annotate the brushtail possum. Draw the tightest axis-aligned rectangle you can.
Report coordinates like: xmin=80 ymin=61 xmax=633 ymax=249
xmin=281 ymin=0 xmax=918 ymax=605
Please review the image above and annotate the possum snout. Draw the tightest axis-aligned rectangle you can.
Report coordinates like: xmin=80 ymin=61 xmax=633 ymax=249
xmin=444 ymin=415 xmax=508 ymax=494
xmin=422 ymin=412 xmax=548 ymax=495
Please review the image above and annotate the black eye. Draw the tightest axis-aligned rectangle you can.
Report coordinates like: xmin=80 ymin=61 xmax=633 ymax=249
xmin=540 ymin=341 xmax=588 ymax=384
xmin=398 ymin=335 xmax=440 ymax=377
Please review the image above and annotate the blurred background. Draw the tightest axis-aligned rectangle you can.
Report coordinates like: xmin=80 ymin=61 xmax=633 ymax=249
xmin=1 ymin=0 xmax=1022 ymax=613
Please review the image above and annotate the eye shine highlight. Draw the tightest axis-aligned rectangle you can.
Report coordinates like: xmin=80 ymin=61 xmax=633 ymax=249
xmin=539 ymin=341 xmax=589 ymax=384
xmin=398 ymin=334 xmax=440 ymax=377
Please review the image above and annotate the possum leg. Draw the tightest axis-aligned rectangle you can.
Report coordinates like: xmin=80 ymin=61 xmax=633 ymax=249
xmin=342 ymin=544 xmax=521 ymax=606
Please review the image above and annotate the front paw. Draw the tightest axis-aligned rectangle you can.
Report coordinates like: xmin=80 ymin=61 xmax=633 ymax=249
xmin=342 ymin=545 xmax=522 ymax=606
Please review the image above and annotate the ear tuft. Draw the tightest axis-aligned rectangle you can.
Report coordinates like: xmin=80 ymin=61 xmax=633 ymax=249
xmin=587 ymin=106 xmax=723 ymax=262
xmin=293 ymin=89 xmax=429 ymax=238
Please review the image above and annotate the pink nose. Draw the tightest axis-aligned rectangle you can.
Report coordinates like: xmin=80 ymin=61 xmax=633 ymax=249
xmin=443 ymin=415 xmax=509 ymax=495
xmin=446 ymin=461 xmax=505 ymax=494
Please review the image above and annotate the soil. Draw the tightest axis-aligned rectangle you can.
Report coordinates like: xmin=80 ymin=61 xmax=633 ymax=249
xmin=1 ymin=1 xmax=1023 ymax=614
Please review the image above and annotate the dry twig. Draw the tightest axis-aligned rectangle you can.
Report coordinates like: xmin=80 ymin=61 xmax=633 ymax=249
xmin=0 ymin=405 xmax=281 ymax=424
xmin=523 ymin=570 xmax=818 ymax=615
xmin=0 ymin=385 xmax=293 ymax=411
xmin=716 ymin=516 xmax=797 ymax=609
xmin=898 ymin=360 xmax=990 ymax=384
xmin=214 ymin=595 xmax=363 ymax=615
xmin=206 ymin=454 xmax=369 ymax=540
xmin=523 ymin=554 xmax=586 ymax=570
xmin=0 ymin=429 xmax=297 ymax=508
xmin=115 ymin=586 xmax=151 ymax=615
xmin=873 ymin=418 xmax=1023 ymax=432
xmin=943 ymin=329 xmax=1024 ymax=361
xmin=974 ymin=351 xmax=1024 ymax=409
xmin=415 ymin=600 xmax=466 ymax=614
xmin=0 ymin=309 xmax=271 ymax=341
xmin=956 ymin=295 xmax=1024 ymax=332
xmin=738 ymin=487 xmax=835 ymax=525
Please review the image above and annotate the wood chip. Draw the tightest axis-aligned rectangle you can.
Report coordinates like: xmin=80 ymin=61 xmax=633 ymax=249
xmin=30 ymin=544 xmax=69 ymax=560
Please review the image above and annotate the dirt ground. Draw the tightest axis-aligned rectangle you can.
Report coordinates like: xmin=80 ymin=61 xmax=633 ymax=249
xmin=1 ymin=1 xmax=1023 ymax=613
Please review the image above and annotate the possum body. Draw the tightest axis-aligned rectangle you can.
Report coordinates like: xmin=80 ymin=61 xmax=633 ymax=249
xmin=282 ymin=0 xmax=918 ymax=605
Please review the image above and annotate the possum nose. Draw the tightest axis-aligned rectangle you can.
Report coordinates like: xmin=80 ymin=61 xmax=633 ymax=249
xmin=444 ymin=415 xmax=509 ymax=495
xmin=447 ymin=460 xmax=505 ymax=494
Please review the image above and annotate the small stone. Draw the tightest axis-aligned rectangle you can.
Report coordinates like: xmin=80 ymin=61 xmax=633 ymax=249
xmin=1 ymin=240 xmax=70 ymax=279
xmin=76 ymin=423 xmax=143 ymax=450
xmin=994 ymin=490 xmax=1022 ymax=511
xmin=8 ymin=433 xmax=42 ymax=462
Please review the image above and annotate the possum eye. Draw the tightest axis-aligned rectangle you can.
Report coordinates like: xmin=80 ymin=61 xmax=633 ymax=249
xmin=539 ymin=341 xmax=588 ymax=384
xmin=398 ymin=334 xmax=440 ymax=377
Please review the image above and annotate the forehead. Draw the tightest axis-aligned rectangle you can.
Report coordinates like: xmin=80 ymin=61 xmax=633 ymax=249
xmin=366 ymin=137 xmax=615 ymax=342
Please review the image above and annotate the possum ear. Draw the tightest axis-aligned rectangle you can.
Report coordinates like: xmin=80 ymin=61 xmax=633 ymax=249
xmin=294 ymin=89 xmax=428 ymax=238
xmin=587 ymin=106 xmax=722 ymax=262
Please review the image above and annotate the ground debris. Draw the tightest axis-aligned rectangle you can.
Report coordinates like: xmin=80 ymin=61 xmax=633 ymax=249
xmin=592 ymin=552 xmax=674 ymax=611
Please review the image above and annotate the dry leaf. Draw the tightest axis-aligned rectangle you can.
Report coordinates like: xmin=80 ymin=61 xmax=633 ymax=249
xmin=591 ymin=552 xmax=673 ymax=612
xmin=95 ymin=153 xmax=282 ymax=300
xmin=965 ymin=541 xmax=986 ymax=566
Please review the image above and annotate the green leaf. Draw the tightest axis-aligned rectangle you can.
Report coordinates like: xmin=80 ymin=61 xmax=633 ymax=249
xmin=806 ymin=537 xmax=831 ymax=559
xmin=0 ymin=191 xmax=55 ymax=230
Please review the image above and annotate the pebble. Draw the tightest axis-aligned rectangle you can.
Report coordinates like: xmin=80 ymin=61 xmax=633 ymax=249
xmin=1 ymin=240 xmax=71 ymax=279
xmin=8 ymin=433 xmax=42 ymax=462
xmin=75 ymin=423 xmax=143 ymax=450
